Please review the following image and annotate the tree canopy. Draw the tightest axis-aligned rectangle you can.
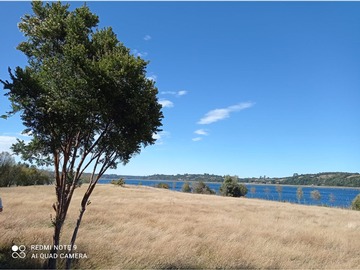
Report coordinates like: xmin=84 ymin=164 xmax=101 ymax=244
xmin=1 ymin=2 xmax=163 ymax=268
xmin=220 ymin=175 xmax=248 ymax=197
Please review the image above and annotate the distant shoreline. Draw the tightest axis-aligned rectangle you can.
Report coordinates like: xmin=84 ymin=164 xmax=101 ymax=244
xmin=100 ymin=178 xmax=360 ymax=190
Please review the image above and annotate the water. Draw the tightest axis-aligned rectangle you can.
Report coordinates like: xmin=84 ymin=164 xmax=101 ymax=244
xmin=99 ymin=179 xmax=360 ymax=209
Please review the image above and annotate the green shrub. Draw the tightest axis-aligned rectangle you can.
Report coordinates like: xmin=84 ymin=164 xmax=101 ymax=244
xmin=181 ymin=182 xmax=192 ymax=193
xmin=155 ymin=182 xmax=169 ymax=189
xmin=351 ymin=194 xmax=360 ymax=211
xmin=192 ymin=181 xmax=215 ymax=195
xmin=220 ymin=175 xmax=247 ymax=197
xmin=111 ymin=178 xmax=125 ymax=187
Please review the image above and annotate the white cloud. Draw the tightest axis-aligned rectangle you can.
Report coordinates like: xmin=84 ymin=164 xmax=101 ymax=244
xmin=198 ymin=102 xmax=255 ymax=125
xmin=160 ymin=90 xmax=188 ymax=97
xmin=147 ymin=74 xmax=157 ymax=82
xmin=192 ymin=137 xmax=203 ymax=142
xmin=159 ymin=99 xmax=174 ymax=108
xmin=144 ymin=35 xmax=152 ymax=41
xmin=177 ymin=90 xmax=187 ymax=96
xmin=132 ymin=49 xmax=148 ymax=58
xmin=152 ymin=131 xmax=170 ymax=145
xmin=0 ymin=136 xmax=18 ymax=153
xmin=194 ymin=129 xmax=209 ymax=136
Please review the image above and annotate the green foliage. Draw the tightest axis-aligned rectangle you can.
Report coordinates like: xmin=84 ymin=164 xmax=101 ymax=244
xmin=310 ymin=190 xmax=321 ymax=201
xmin=0 ymin=152 xmax=53 ymax=187
xmin=181 ymin=181 xmax=192 ymax=193
xmin=220 ymin=176 xmax=247 ymax=197
xmin=155 ymin=182 xmax=169 ymax=189
xmin=193 ymin=181 xmax=215 ymax=195
xmin=281 ymin=172 xmax=360 ymax=187
xmin=0 ymin=152 xmax=16 ymax=186
xmin=111 ymin=178 xmax=125 ymax=187
xmin=1 ymin=0 xmax=163 ymax=177
xmin=1 ymin=2 xmax=163 ymax=269
xmin=351 ymin=194 xmax=360 ymax=211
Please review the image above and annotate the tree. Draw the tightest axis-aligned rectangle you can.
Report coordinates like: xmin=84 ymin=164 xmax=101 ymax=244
xmin=1 ymin=2 xmax=163 ymax=269
xmin=275 ymin=185 xmax=283 ymax=201
xmin=181 ymin=181 xmax=192 ymax=193
xmin=155 ymin=182 xmax=169 ymax=189
xmin=296 ymin=187 xmax=303 ymax=203
xmin=310 ymin=190 xmax=321 ymax=201
xmin=351 ymin=194 xmax=360 ymax=211
xmin=111 ymin=178 xmax=125 ymax=187
xmin=220 ymin=175 xmax=247 ymax=197
xmin=0 ymin=152 xmax=16 ymax=187
xmin=192 ymin=181 xmax=215 ymax=195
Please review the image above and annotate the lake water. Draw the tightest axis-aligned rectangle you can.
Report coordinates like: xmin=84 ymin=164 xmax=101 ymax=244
xmin=99 ymin=179 xmax=360 ymax=209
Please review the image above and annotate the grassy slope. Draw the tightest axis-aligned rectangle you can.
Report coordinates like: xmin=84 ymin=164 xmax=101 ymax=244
xmin=1 ymin=184 xmax=360 ymax=269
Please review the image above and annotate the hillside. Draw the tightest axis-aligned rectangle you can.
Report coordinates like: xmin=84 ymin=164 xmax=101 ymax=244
xmin=277 ymin=172 xmax=360 ymax=187
xmin=1 ymin=184 xmax=360 ymax=269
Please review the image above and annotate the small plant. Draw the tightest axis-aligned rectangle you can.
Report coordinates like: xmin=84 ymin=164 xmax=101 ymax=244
xmin=192 ymin=181 xmax=215 ymax=195
xmin=181 ymin=182 xmax=192 ymax=193
xmin=275 ymin=185 xmax=283 ymax=201
xmin=351 ymin=194 xmax=360 ymax=211
xmin=111 ymin=178 xmax=125 ymax=187
xmin=296 ymin=187 xmax=303 ymax=203
xmin=310 ymin=190 xmax=321 ymax=201
xmin=156 ymin=182 xmax=169 ymax=189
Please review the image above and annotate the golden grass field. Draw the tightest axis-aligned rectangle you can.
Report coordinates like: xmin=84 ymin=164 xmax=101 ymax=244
xmin=1 ymin=184 xmax=360 ymax=269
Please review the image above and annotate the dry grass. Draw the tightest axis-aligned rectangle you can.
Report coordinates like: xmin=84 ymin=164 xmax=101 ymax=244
xmin=1 ymin=184 xmax=360 ymax=269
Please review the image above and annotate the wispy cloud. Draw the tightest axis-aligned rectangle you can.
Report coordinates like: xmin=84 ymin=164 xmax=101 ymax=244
xmin=152 ymin=131 xmax=170 ymax=145
xmin=147 ymin=74 xmax=157 ymax=82
xmin=198 ymin=102 xmax=255 ymax=125
xmin=192 ymin=137 xmax=203 ymax=142
xmin=160 ymin=90 xmax=188 ymax=97
xmin=159 ymin=99 xmax=174 ymax=108
xmin=0 ymin=136 xmax=18 ymax=153
xmin=177 ymin=90 xmax=187 ymax=96
xmin=194 ymin=129 xmax=209 ymax=136
xmin=132 ymin=49 xmax=148 ymax=58
xmin=144 ymin=35 xmax=152 ymax=41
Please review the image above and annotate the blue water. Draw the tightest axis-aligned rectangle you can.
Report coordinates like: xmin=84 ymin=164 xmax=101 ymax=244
xmin=99 ymin=179 xmax=360 ymax=209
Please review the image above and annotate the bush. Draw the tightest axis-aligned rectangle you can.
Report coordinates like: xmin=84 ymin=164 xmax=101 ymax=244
xmin=181 ymin=182 xmax=192 ymax=193
xmin=111 ymin=178 xmax=125 ymax=187
xmin=220 ymin=175 xmax=247 ymax=197
xmin=155 ymin=182 xmax=169 ymax=189
xmin=351 ymin=194 xmax=360 ymax=211
xmin=310 ymin=190 xmax=321 ymax=201
xmin=192 ymin=181 xmax=215 ymax=195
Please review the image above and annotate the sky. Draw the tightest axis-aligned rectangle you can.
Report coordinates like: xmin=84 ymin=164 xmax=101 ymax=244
xmin=0 ymin=1 xmax=359 ymax=178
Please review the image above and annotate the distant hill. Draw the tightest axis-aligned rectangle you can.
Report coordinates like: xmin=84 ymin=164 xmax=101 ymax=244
xmin=277 ymin=172 xmax=360 ymax=187
xmin=101 ymin=172 xmax=360 ymax=188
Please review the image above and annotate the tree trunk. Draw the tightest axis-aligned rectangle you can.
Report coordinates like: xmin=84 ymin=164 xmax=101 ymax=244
xmin=65 ymin=205 xmax=86 ymax=269
xmin=46 ymin=220 xmax=62 ymax=269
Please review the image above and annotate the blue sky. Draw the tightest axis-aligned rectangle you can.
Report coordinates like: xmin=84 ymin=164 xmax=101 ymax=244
xmin=1 ymin=2 xmax=359 ymax=177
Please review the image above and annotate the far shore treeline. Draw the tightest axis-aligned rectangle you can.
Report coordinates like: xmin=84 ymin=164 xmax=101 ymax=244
xmin=1 ymin=150 xmax=360 ymax=188
xmin=101 ymin=172 xmax=360 ymax=188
